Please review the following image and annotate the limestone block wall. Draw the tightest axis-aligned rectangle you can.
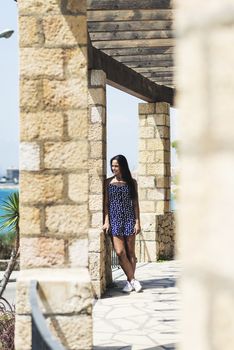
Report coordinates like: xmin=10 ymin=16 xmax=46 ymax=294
xmin=137 ymin=102 xmax=171 ymax=262
xmin=16 ymin=1 xmax=93 ymax=349
xmin=88 ymin=70 xmax=112 ymax=298
xmin=156 ymin=212 xmax=176 ymax=260
xmin=176 ymin=1 xmax=234 ymax=349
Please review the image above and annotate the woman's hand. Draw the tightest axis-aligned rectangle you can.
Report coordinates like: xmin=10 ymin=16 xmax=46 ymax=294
xmin=134 ymin=222 xmax=141 ymax=235
xmin=102 ymin=222 xmax=110 ymax=234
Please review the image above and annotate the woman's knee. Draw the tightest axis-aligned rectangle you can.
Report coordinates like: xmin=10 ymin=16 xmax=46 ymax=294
xmin=115 ymin=249 xmax=126 ymax=259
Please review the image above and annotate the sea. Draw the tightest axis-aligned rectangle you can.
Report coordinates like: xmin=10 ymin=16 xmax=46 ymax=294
xmin=0 ymin=187 xmax=19 ymax=235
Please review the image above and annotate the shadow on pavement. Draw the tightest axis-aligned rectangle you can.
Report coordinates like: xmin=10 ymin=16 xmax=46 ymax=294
xmin=93 ymin=343 xmax=177 ymax=350
xmin=102 ymin=277 xmax=177 ymax=299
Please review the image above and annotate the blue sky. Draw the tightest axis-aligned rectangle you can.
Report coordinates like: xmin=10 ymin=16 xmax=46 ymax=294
xmin=0 ymin=1 xmax=177 ymax=177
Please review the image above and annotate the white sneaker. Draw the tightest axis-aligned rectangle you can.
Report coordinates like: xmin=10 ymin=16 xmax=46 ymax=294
xmin=122 ymin=281 xmax=134 ymax=293
xmin=131 ymin=279 xmax=142 ymax=293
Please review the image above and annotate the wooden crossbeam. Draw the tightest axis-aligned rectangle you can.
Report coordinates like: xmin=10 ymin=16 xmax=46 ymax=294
xmin=101 ymin=47 xmax=173 ymax=56
xmin=125 ymin=60 xmax=173 ymax=68
xmin=116 ymin=54 xmax=173 ymax=63
xmin=88 ymin=9 xmax=173 ymax=22
xmin=93 ymin=39 xmax=174 ymax=50
xmin=89 ymin=45 xmax=174 ymax=105
xmin=87 ymin=0 xmax=173 ymax=10
xmin=88 ymin=20 xmax=173 ymax=32
xmin=90 ymin=30 xmax=174 ymax=41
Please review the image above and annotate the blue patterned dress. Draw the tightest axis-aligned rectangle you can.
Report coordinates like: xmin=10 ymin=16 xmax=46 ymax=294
xmin=108 ymin=183 xmax=136 ymax=236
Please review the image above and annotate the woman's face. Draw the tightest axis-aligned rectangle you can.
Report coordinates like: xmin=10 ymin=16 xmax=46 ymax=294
xmin=111 ymin=159 xmax=121 ymax=177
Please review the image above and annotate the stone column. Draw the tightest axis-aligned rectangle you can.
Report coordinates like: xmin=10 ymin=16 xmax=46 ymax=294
xmin=137 ymin=102 xmax=171 ymax=262
xmin=176 ymin=1 xmax=234 ymax=350
xmin=16 ymin=1 xmax=92 ymax=349
xmin=88 ymin=70 xmax=112 ymax=298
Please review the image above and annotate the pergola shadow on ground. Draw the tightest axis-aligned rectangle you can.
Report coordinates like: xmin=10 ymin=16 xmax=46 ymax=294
xmin=93 ymin=261 xmax=181 ymax=350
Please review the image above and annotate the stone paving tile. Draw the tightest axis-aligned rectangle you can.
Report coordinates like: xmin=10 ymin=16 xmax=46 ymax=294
xmin=93 ymin=261 xmax=181 ymax=350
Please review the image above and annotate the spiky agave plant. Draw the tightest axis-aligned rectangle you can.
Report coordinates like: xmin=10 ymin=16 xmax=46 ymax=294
xmin=0 ymin=191 xmax=19 ymax=298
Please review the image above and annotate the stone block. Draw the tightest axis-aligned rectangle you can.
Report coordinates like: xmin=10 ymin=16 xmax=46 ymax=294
xmin=21 ymin=112 xmax=64 ymax=141
xmin=139 ymin=103 xmax=155 ymax=115
xmin=138 ymin=176 xmax=155 ymax=189
xmin=47 ymin=315 xmax=92 ymax=350
xmin=89 ymin=194 xmax=103 ymax=211
xmin=20 ymin=173 xmax=63 ymax=204
xmin=89 ymin=141 xmax=103 ymax=159
xmin=19 ymin=0 xmax=62 ymax=15
xmin=146 ymin=114 xmax=156 ymax=126
xmin=44 ymin=141 xmax=88 ymax=170
xmin=140 ymin=231 xmax=156 ymax=241
xmin=88 ymin=123 xmax=104 ymax=141
xmin=139 ymin=115 xmax=146 ymax=126
xmin=19 ymin=16 xmax=40 ymax=47
xmin=21 ymin=48 xmax=64 ymax=79
xmin=140 ymin=201 xmax=155 ymax=213
xmin=147 ymin=188 xmax=165 ymax=201
xmin=139 ymin=151 xmax=155 ymax=163
xmin=64 ymin=47 xmax=87 ymax=78
xmin=20 ymin=79 xmax=41 ymax=110
xmin=89 ymin=228 xmax=103 ymax=253
xmin=20 ymin=206 xmax=41 ymax=235
xmin=88 ymin=159 xmax=104 ymax=175
xmin=141 ymin=213 xmax=156 ymax=232
xmin=156 ymin=102 xmax=170 ymax=114
xmin=16 ymin=268 xmax=92 ymax=315
xmin=155 ymin=150 xmax=166 ymax=163
xmin=156 ymin=126 xmax=170 ymax=138
xmin=91 ymin=212 xmax=103 ymax=228
xmin=68 ymin=238 xmax=88 ymax=267
xmin=138 ymin=163 xmax=146 ymax=175
xmin=139 ymin=139 xmax=146 ymax=151
xmin=68 ymin=173 xmax=88 ymax=203
xmin=156 ymin=201 xmax=165 ymax=214
xmin=139 ymin=126 xmax=154 ymax=139
xmin=14 ymin=315 xmax=32 ymax=350
xmin=66 ymin=0 xmax=86 ymax=14
xmin=20 ymin=142 xmax=40 ymax=171
xmin=89 ymin=174 xmax=103 ymax=194
xmin=139 ymin=188 xmax=147 ymax=200
xmin=156 ymin=176 xmax=167 ymax=188
xmin=89 ymin=252 xmax=101 ymax=280
xmin=90 ymin=106 xmax=105 ymax=124
xmin=20 ymin=237 xmax=65 ymax=268
xmin=67 ymin=109 xmax=88 ymax=139
xmin=45 ymin=204 xmax=88 ymax=237
xmin=155 ymin=114 xmax=166 ymax=125
xmin=88 ymin=87 xmax=106 ymax=106
xmin=43 ymin=78 xmax=87 ymax=110
xmin=147 ymin=139 xmax=160 ymax=151
xmin=90 ymin=70 xmax=106 ymax=87
xmin=43 ymin=15 xmax=87 ymax=47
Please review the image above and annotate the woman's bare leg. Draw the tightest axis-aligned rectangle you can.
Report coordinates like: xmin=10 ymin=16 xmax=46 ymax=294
xmin=112 ymin=236 xmax=134 ymax=281
xmin=125 ymin=234 xmax=137 ymax=277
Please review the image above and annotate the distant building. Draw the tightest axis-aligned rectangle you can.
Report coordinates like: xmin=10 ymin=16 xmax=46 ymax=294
xmin=6 ymin=168 xmax=19 ymax=183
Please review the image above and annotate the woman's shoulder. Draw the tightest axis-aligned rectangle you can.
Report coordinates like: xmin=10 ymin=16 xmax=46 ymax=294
xmin=105 ymin=176 xmax=114 ymax=185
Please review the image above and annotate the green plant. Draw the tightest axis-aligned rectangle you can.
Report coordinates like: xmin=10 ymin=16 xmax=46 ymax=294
xmin=0 ymin=298 xmax=15 ymax=350
xmin=0 ymin=192 xmax=19 ymax=298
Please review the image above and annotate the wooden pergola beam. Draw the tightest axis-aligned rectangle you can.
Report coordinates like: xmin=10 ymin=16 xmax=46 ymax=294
xmin=89 ymin=45 xmax=174 ymax=105
xmin=87 ymin=0 xmax=173 ymax=10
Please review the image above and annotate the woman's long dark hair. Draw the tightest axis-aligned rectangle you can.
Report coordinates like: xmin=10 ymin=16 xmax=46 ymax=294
xmin=110 ymin=154 xmax=137 ymax=200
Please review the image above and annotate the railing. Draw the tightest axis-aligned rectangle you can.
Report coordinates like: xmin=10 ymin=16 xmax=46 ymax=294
xmin=111 ymin=247 xmax=120 ymax=270
xmin=30 ymin=280 xmax=65 ymax=350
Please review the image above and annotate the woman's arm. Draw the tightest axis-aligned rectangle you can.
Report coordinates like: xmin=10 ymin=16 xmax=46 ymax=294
xmin=133 ymin=179 xmax=141 ymax=234
xmin=103 ymin=178 xmax=110 ymax=232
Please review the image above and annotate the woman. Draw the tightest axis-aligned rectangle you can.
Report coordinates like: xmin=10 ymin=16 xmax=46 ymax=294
xmin=103 ymin=154 xmax=142 ymax=293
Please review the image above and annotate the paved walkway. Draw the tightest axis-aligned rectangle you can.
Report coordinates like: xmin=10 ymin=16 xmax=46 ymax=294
xmin=93 ymin=261 xmax=181 ymax=350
